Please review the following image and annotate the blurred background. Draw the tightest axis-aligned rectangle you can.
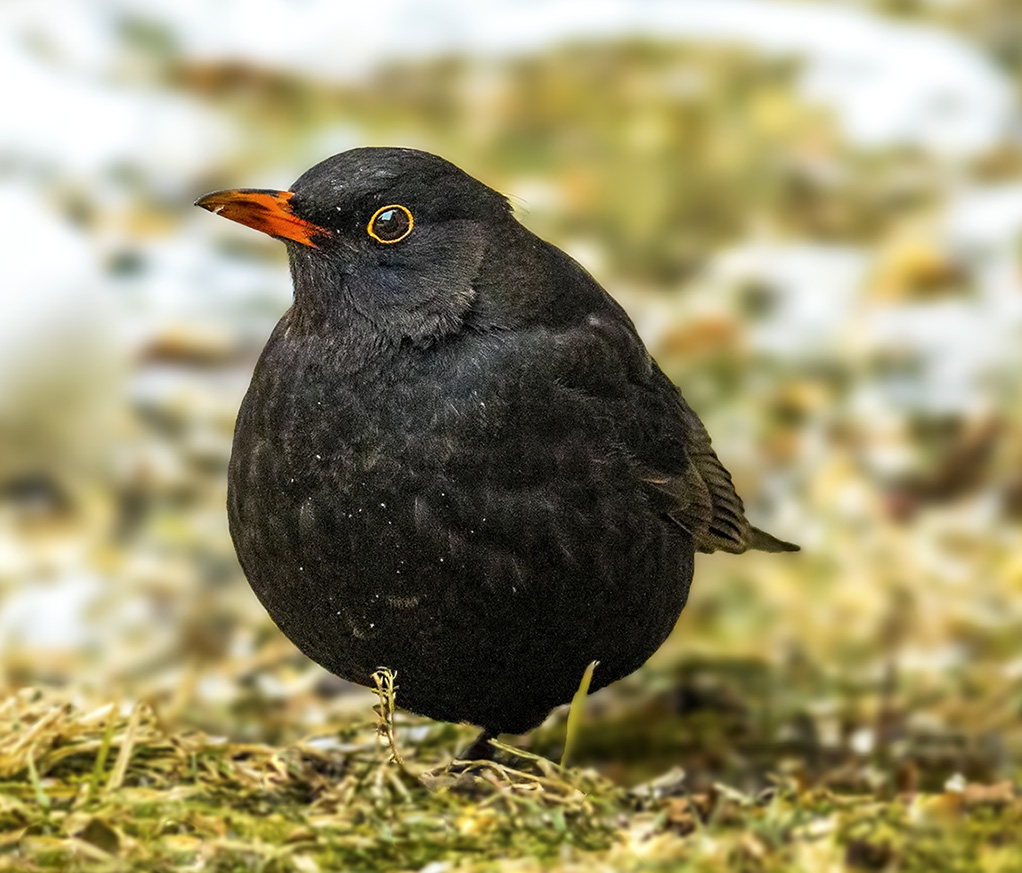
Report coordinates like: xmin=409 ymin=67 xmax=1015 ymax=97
xmin=2 ymin=0 xmax=1021 ymax=788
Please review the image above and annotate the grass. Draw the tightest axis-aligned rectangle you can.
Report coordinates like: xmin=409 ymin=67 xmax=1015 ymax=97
xmin=1 ymin=681 xmax=1020 ymax=872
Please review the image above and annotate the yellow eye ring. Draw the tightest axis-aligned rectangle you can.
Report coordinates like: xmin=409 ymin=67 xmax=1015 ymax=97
xmin=367 ymin=204 xmax=414 ymax=244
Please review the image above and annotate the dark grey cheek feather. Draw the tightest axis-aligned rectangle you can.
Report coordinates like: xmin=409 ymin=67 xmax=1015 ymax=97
xmin=286 ymin=221 xmax=487 ymax=347
xmin=364 ymin=222 xmax=487 ymax=342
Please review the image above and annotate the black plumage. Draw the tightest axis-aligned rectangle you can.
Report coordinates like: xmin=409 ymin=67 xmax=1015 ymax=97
xmin=196 ymin=147 xmax=796 ymax=741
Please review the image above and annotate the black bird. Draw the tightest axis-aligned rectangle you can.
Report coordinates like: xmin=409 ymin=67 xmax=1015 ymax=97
xmin=196 ymin=147 xmax=796 ymax=755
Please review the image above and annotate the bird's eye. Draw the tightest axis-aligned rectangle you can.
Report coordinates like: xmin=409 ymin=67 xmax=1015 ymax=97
xmin=367 ymin=204 xmax=413 ymax=244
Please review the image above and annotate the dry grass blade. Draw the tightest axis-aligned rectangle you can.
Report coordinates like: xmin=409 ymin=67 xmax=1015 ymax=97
xmin=104 ymin=702 xmax=143 ymax=793
xmin=371 ymin=667 xmax=426 ymax=789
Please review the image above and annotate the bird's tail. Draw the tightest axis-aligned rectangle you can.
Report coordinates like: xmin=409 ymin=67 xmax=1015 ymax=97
xmin=747 ymin=526 xmax=800 ymax=553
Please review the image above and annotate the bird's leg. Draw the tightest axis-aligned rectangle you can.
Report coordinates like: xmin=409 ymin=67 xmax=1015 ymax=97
xmin=457 ymin=728 xmax=498 ymax=761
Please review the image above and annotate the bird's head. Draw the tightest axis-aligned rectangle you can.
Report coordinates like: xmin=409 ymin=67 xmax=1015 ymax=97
xmin=196 ymin=147 xmax=514 ymax=344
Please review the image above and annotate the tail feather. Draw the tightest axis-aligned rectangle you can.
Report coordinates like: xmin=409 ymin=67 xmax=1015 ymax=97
xmin=747 ymin=526 xmax=800 ymax=553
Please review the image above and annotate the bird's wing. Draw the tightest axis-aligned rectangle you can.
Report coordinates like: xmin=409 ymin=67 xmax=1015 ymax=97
xmin=485 ymin=237 xmax=797 ymax=555
xmin=534 ymin=302 xmax=796 ymax=555
xmin=636 ymin=383 xmax=797 ymax=554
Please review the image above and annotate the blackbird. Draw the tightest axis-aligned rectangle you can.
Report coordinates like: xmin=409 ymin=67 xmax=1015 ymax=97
xmin=195 ymin=147 xmax=797 ymax=753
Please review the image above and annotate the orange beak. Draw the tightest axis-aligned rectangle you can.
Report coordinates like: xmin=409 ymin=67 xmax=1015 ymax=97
xmin=194 ymin=188 xmax=327 ymax=248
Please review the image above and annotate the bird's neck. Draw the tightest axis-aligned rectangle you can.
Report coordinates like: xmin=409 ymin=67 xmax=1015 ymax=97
xmin=281 ymin=251 xmax=401 ymax=375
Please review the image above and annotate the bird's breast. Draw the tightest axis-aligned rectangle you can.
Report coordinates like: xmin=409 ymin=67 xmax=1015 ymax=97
xmin=225 ymin=327 xmax=694 ymax=713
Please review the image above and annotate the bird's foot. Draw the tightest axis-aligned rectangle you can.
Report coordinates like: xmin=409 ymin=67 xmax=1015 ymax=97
xmin=455 ymin=728 xmax=499 ymax=762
